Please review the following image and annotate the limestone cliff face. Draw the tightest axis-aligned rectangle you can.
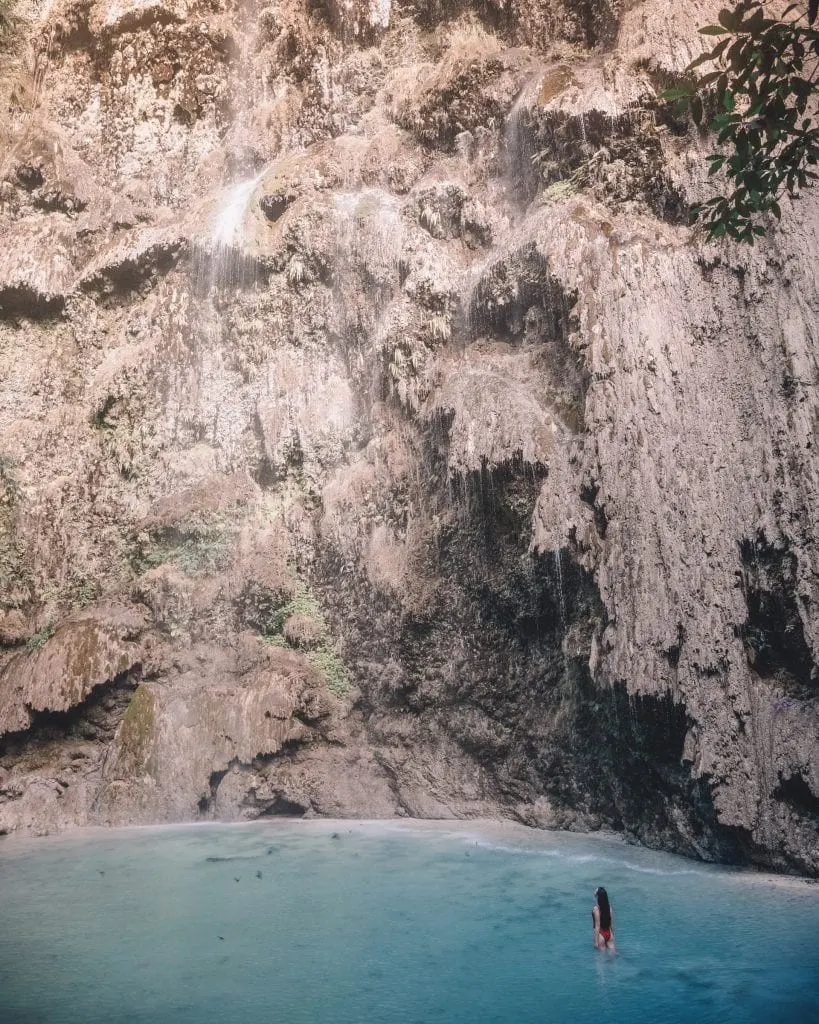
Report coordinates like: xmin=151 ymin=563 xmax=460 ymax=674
xmin=0 ymin=0 xmax=817 ymax=873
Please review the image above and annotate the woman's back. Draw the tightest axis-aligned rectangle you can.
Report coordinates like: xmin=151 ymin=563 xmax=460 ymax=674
xmin=593 ymin=886 xmax=615 ymax=951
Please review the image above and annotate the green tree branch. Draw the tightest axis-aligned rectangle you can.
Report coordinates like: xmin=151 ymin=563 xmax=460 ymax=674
xmin=663 ymin=0 xmax=819 ymax=242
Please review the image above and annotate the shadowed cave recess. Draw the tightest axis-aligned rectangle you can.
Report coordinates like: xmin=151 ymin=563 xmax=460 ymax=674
xmin=0 ymin=0 xmax=817 ymax=876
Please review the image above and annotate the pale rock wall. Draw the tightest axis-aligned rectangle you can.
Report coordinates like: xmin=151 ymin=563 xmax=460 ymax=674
xmin=0 ymin=0 xmax=816 ymax=873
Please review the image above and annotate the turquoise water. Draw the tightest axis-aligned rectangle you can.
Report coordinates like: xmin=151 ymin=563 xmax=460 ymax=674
xmin=0 ymin=822 xmax=817 ymax=1024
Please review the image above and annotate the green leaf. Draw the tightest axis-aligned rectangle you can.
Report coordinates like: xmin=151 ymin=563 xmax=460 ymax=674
xmin=698 ymin=70 xmax=724 ymax=88
xmin=688 ymin=51 xmax=717 ymax=71
xmin=661 ymin=86 xmax=694 ymax=101
xmin=686 ymin=1 xmax=818 ymax=246
xmin=741 ymin=8 xmax=765 ymax=34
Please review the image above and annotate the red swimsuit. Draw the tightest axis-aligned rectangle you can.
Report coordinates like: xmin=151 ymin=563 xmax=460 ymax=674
xmin=593 ymin=908 xmax=612 ymax=943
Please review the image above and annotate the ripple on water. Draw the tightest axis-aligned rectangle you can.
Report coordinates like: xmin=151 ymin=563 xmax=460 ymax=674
xmin=0 ymin=821 xmax=817 ymax=1024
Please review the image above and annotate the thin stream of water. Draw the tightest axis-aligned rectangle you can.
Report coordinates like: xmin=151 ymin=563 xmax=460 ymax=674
xmin=211 ymin=170 xmax=267 ymax=249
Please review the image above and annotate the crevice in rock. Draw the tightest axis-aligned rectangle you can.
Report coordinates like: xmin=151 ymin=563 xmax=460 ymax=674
xmin=256 ymin=794 xmax=308 ymax=817
xmin=0 ymin=671 xmax=141 ymax=759
xmin=0 ymin=285 xmax=66 ymax=320
xmin=198 ymin=767 xmax=229 ymax=816
xmin=661 ymin=624 xmax=685 ymax=668
xmin=447 ymin=457 xmax=549 ymax=547
xmin=33 ymin=189 xmax=89 ymax=215
xmin=775 ymin=772 xmax=819 ymax=821
xmin=81 ymin=240 xmax=188 ymax=301
xmin=579 ymin=481 xmax=609 ymax=539
xmin=467 ymin=243 xmax=578 ymax=343
xmin=260 ymin=192 xmax=298 ymax=223
xmin=292 ymin=706 xmax=324 ymax=727
xmin=15 ymin=163 xmax=44 ymax=190
xmin=737 ymin=533 xmax=817 ymax=696
xmin=512 ymin=105 xmax=687 ymax=221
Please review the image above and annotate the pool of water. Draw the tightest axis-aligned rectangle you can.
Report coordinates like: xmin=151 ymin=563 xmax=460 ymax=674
xmin=0 ymin=821 xmax=816 ymax=1024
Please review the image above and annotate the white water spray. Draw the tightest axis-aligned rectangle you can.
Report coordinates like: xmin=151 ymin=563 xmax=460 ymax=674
xmin=555 ymin=547 xmax=568 ymax=635
xmin=212 ymin=168 xmax=268 ymax=250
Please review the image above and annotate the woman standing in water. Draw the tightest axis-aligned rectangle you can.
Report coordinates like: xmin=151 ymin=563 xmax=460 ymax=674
xmin=592 ymin=887 xmax=615 ymax=951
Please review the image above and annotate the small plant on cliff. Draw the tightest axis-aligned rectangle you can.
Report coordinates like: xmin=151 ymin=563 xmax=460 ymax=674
xmin=0 ymin=0 xmax=18 ymax=40
xmin=262 ymin=581 xmax=323 ymax=637
xmin=306 ymin=647 xmax=351 ymax=698
xmin=0 ymin=453 xmax=22 ymax=506
xmin=663 ymin=0 xmax=819 ymax=241
xmin=261 ymin=576 xmax=352 ymax=697
xmin=130 ymin=524 xmax=231 ymax=576
xmin=540 ymin=177 xmax=580 ymax=204
xmin=177 ymin=534 xmax=230 ymax=574
xmin=260 ymin=631 xmax=289 ymax=648
xmin=26 ymin=619 xmax=55 ymax=651
xmin=74 ymin=579 xmax=97 ymax=608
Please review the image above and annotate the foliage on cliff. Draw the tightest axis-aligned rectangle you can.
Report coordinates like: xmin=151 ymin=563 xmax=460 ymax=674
xmin=665 ymin=0 xmax=819 ymax=241
xmin=261 ymin=578 xmax=352 ymax=697
xmin=0 ymin=0 xmax=18 ymax=40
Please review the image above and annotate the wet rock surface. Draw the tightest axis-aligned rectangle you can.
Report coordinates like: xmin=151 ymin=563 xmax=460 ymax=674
xmin=0 ymin=0 xmax=817 ymax=874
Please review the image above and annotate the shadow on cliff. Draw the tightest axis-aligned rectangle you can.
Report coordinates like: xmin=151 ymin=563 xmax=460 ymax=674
xmin=313 ymin=438 xmax=746 ymax=862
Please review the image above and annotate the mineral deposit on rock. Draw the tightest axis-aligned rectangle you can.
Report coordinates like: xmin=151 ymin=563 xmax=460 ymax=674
xmin=0 ymin=0 xmax=816 ymax=874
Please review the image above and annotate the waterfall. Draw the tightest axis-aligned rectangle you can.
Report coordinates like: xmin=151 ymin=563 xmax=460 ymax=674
xmin=333 ymin=189 xmax=402 ymax=277
xmin=503 ymin=71 xmax=545 ymax=204
xmin=191 ymin=168 xmax=269 ymax=293
xmin=211 ymin=170 xmax=267 ymax=250
xmin=460 ymin=257 xmax=492 ymax=340
xmin=173 ymin=166 xmax=270 ymax=472
xmin=332 ymin=188 xmax=403 ymax=348
xmin=554 ymin=547 xmax=568 ymax=636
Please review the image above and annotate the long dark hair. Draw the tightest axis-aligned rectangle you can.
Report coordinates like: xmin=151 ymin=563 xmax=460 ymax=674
xmin=595 ymin=887 xmax=611 ymax=930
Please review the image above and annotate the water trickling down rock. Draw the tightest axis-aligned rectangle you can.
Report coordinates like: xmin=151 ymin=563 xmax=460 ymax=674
xmin=0 ymin=0 xmax=816 ymax=875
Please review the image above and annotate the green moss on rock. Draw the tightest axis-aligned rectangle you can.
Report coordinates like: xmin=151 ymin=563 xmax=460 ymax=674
xmin=116 ymin=684 xmax=157 ymax=775
xmin=261 ymin=576 xmax=353 ymax=696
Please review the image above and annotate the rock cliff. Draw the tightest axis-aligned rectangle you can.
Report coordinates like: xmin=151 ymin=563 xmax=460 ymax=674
xmin=0 ymin=0 xmax=817 ymax=873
